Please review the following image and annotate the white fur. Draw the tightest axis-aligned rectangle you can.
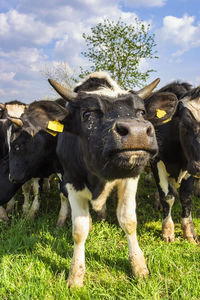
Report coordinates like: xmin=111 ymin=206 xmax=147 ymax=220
xmin=117 ymin=177 xmax=149 ymax=277
xmin=90 ymin=180 xmax=117 ymax=211
xmin=6 ymin=104 xmax=26 ymax=118
xmin=157 ymin=160 xmax=169 ymax=195
xmin=7 ymin=125 xmax=12 ymax=152
xmin=181 ymin=97 xmax=200 ymax=122
xmin=77 ymin=71 xmax=128 ymax=98
xmin=66 ymin=183 xmax=91 ymax=287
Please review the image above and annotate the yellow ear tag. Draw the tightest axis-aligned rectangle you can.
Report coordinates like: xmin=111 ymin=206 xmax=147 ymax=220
xmin=47 ymin=120 xmax=64 ymax=132
xmin=46 ymin=129 xmax=57 ymax=136
xmin=156 ymin=109 xmax=167 ymax=118
xmin=162 ymin=118 xmax=172 ymax=124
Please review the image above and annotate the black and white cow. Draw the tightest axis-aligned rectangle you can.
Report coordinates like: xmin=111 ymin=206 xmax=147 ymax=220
xmin=0 ymin=100 xmax=59 ymax=220
xmin=148 ymin=82 xmax=200 ymax=243
xmin=4 ymin=99 xmax=70 ymax=224
xmin=8 ymin=72 xmax=178 ymax=287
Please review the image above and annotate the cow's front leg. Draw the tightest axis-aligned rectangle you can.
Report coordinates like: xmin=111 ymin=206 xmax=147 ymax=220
xmin=117 ymin=177 xmax=149 ymax=278
xmin=180 ymin=176 xmax=198 ymax=243
xmin=66 ymin=183 xmax=91 ymax=288
xmin=28 ymin=178 xmax=40 ymax=219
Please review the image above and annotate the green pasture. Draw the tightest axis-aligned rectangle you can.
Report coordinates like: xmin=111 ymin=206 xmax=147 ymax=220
xmin=0 ymin=174 xmax=199 ymax=299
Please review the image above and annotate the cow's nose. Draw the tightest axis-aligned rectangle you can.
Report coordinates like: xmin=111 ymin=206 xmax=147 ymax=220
xmin=114 ymin=120 xmax=156 ymax=151
xmin=115 ymin=121 xmax=154 ymax=138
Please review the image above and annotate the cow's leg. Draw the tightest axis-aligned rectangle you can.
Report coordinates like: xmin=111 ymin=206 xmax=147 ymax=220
xmin=28 ymin=178 xmax=40 ymax=219
xmin=180 ymin=176 xmax=198 ymax=243
xmin=152 ymin=161 xmax=175 ymax=242
xmin=66 ymin=183 xmax=91 ymax=288
xmin=117 ymin=177 xmax=149 ymax=278
xmin=96 ymin=203 xmax=107 ymax=221
xmin=153 ymin=190 xmax=163 ymax=211
xmin=193 ymin=178 xmax=200 ymax=197
xmin=43 ymin=177 xmax=51 ymax=191
xmin=6 ymin=197 xmax=15 ymax=214
xmin=0 ymin=206 xmax=9 ymax=222
xmin=56 ymin=192 xmax=71 ymax=227
xmin=22 ymin=180 xmax=32 ymax=215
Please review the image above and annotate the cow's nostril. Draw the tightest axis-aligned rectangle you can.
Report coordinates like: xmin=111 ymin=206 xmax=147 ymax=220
xmin=116 ymin=123 xmax=129 ymax=136
xmin=146 ymin=125 xmax=154 ymax=137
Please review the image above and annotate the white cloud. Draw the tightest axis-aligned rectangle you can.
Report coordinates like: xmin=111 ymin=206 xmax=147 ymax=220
xmin=0 ymin=0 xmax=156 ymax=101
xmin=122 ymin=0 xmax=166 ymax=8
xmin=0 ymin=72 xmax=15 ymax=81
xmin=158 ymin=14 xmax=200 ymax=55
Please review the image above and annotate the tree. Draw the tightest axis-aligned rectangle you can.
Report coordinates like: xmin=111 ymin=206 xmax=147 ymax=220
xmin=81 ymin=18 xmax=158 ymax=88
xmin=41 ymin=61 xmax=78 ymax=91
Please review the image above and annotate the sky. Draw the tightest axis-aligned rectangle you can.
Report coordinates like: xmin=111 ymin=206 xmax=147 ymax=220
xmin=0 ymin=0 xmax=200 ymax=103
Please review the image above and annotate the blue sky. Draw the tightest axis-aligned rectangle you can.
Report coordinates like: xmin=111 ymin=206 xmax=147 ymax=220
xmin=0 ymin=0 xmax=200 ymax=103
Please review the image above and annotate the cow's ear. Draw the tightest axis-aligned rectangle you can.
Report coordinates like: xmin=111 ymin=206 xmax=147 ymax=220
xmin=21 ymin=100 xmax=69 ymax=135
xmin=144 ymin=92 xmax=178 ymax=126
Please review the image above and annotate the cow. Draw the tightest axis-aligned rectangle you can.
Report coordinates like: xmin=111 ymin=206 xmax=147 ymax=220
xmin=0 ymin=100 xmax=63 ymax=221
xmin=148 ymin=81 xmax=200 ymax=243
xmin=8 ymin=71 xmax=178 ymax=287
xmin=0 ymin=101 xmax=41 ymax=219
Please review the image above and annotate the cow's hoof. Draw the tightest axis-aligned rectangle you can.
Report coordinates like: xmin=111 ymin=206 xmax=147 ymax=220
xmin=56 ymin=219 xmax=66 ymax=227
xmin=130 ymin=253 xmax=149 ymax=278
xmin=67 ymin=277 xmax=83 ymax=288
xmin=162 ymin=216 xmax=175 ymax=242
xmin=181 ymin=217 xmax=198 ymax=244
xmin=67 ymin=270 xmax=84 ymax=288
xmin=67 ymin=262 xmax=85 ymax=288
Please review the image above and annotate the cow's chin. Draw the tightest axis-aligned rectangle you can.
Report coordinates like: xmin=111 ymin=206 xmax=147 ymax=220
xmin=99 ymin=150 xmax=150 ymax=181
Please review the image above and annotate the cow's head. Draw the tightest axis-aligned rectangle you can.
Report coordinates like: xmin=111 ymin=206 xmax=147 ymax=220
xmin=8 ymin=72 xmax=178 ymax=182
xmin=178 ymin=87 xmax=200 ymax=176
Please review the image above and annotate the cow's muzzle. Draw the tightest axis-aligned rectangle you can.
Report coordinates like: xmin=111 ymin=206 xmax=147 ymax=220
xmin=112 ymin=120 xmax=157 ymax=155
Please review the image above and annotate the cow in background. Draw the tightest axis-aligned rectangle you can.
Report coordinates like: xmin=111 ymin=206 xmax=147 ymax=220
xmin=8 ymin=71 xmax=179 ymax=287
xmin=148 ymin=81 xmax=200 ymax=243
xmin=0 ymin=101 xmax=28 ymax=221
xmin=0 ymin=100 xmax=64 ymax=222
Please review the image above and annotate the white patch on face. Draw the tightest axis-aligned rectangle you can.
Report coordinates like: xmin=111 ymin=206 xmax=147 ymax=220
xmin=157 ymin=160 xmax=169 ymax=195
xmin=6 ymin=104 xmax=26 ymax=118
xmin=181 ymin=97 xmax=200 ymax=122
xmin=7 ymin=125 xmax=12 ymax=152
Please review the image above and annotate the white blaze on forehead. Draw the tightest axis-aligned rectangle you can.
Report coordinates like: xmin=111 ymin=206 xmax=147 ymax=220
xmin=181 ymin=97 xmax=200 ymax=122
xmin=6 ymin=104 xmax=26 ymax=118
xmin=77 ymin=71 xmax=129 ymax=98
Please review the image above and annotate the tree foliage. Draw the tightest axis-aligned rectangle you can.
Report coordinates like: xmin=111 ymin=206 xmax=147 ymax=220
xmin=81 ymin=18 xmax=158 ymax=88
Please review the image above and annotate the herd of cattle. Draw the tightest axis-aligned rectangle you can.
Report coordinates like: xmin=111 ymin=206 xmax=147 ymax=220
xmin=0 ymin=71 xmax=200 ymax=287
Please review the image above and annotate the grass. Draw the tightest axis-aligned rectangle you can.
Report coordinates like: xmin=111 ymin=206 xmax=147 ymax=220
xmin=0 ymin=174 xmax=200 ymax=299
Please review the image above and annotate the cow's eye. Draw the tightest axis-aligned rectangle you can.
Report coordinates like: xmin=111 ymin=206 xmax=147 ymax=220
xmin=15 ymin=144 xmax=20 ymax=151
xmin=137 ymin=110 xmax=145 ymax=117
xmin=82 ymin=111 xmax=91 ymax=121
